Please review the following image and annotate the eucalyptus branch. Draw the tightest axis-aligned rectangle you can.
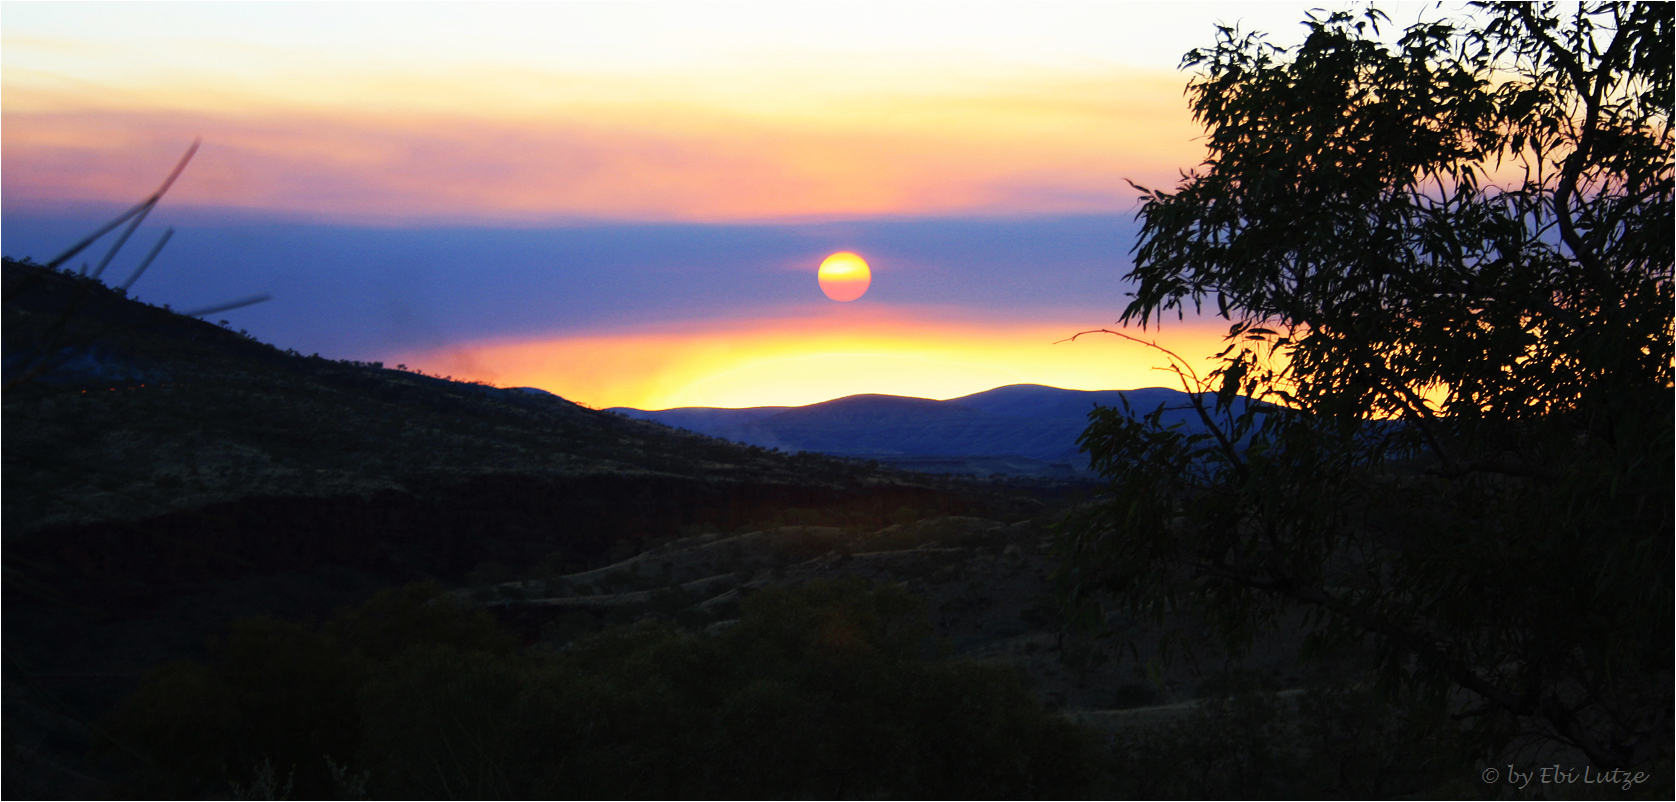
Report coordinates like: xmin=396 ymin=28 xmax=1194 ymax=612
xmin=1364 ymin=360 xmax=1456 ymax=469
xmin=1058 ymin=328 xmax=1250 ymax=479
xmin=1514 ymin=3 xmax=1620 ymax=300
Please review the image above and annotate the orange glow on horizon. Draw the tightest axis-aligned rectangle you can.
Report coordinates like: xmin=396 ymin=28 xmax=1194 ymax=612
xmin=818 ymin=252 xmax=871 ymax=302
xmin=385 ymin=308 xmax=1234 ymax=410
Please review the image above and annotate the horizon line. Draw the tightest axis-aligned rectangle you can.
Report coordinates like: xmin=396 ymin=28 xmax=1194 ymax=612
xmin=589 ymin=382 xmax=1190 ymax=412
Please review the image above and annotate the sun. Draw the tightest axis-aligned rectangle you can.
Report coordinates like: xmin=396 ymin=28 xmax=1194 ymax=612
xmin=817 ymin=252 xmax=871 ymax=302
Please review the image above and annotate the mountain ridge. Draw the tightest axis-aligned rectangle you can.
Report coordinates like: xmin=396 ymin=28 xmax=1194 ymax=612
xmin=608 ymin=383 xmax=1234 ymax=477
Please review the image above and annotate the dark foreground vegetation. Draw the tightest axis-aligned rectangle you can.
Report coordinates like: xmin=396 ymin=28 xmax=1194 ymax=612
xmin=6 ymin=2 xmax=1671 ymax=799
xmin=93 ymin=568 xmax=1574 ymax=800
xmin=100 ymin=581 xmax=1097 ymax=799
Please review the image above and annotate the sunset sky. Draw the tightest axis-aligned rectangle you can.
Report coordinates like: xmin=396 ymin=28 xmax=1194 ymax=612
xmin=2 ymin=1 xmax=1446 ymax=409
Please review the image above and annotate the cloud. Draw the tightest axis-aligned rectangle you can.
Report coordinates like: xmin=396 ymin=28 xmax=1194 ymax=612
xmin=2 ymin=65 xmax=1201 ymax=224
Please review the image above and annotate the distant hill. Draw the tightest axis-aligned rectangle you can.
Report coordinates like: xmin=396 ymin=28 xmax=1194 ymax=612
xmin=610 ymin=384 xmax=1250 ymax=478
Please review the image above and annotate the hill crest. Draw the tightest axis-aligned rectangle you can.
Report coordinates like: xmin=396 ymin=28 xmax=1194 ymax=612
xmin=609 ymin=383 xmax=1233 ymax=478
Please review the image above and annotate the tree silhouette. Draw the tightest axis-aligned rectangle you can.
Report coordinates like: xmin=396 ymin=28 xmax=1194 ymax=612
xmin=1067 ymin=2 xmax=1671 ymax=769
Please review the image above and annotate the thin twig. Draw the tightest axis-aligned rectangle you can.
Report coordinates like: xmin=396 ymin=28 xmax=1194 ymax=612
xmin=1058 ymin=328 xmax=1249 ymax=477
xmin=47 ymin=139 xmax=199 ymax=271
xmin=120 ymin=228 xmax=174 ymax=292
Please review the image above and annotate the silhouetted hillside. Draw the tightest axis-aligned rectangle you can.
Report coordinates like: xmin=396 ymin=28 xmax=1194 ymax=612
xmin=3 ymin=256 xmax=1083 ymax=797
